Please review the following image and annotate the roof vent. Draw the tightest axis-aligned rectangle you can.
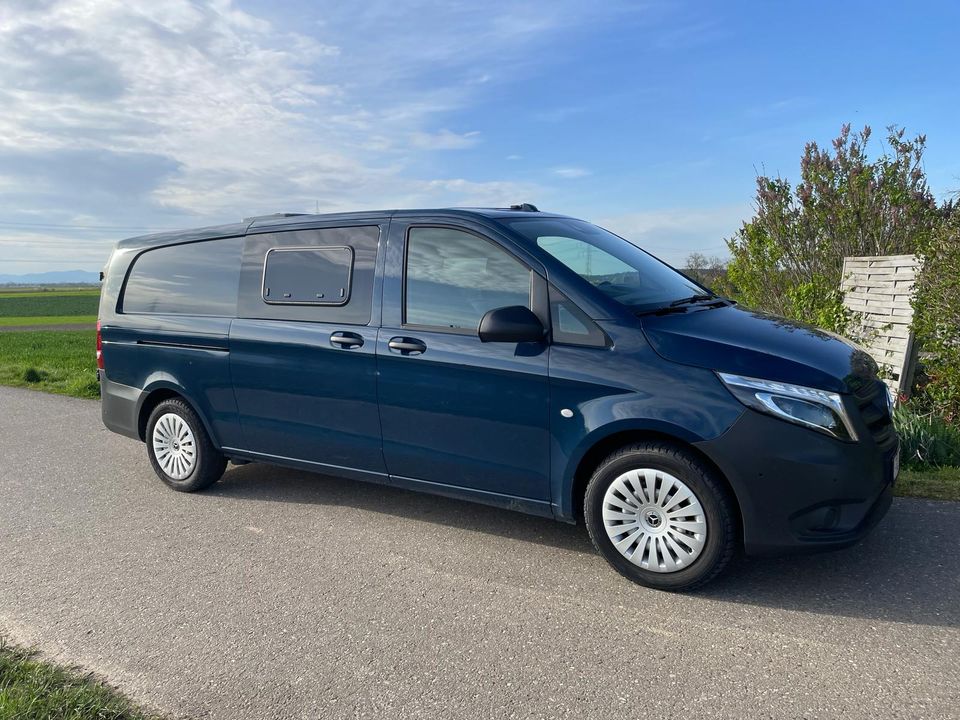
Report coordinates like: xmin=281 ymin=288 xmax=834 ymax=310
xmin=242 ymin=212 xmax=309 ymax=223
xmin=509 ymin=203 xmax=540 ymax=212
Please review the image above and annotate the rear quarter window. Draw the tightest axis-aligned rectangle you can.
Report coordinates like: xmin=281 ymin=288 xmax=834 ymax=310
xmin=121 ymin=237 xmax=244 ymax=316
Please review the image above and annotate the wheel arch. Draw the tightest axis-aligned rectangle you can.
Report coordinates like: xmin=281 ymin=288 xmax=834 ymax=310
xmin=567 ymin=428 xmax=744 ymax=540
xmin=136 ymin=382 xmax=220 ymax=449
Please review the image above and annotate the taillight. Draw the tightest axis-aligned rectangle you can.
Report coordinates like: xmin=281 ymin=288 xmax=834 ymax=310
xmin=96 ymin=320 xmax=104 ymax=370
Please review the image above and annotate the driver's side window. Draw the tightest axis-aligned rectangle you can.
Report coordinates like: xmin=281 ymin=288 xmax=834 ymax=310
xmin=404 ymin=227 xmax=532 ymax=331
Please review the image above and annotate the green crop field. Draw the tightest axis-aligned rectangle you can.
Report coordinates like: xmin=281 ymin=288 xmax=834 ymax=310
xmin=0 ymin=314 xmax=98 ymax=327
xmin=0 ymin=287 xmax=101 ymax=396
xmin=0 ymin=289 xmax=99 ymax=318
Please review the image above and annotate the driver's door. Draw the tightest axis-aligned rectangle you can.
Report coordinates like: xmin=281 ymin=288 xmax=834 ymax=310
xmin=375 ymin=221 xmax=552 ymax=503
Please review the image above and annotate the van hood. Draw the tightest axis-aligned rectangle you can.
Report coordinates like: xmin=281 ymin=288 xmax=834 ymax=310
xmin=640 ymin=304 xmax=877 ymax=393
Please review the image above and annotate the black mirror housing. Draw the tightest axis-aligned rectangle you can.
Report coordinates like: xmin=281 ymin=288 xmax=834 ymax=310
xmin=478 ymin=305 xmax=545 ymax=343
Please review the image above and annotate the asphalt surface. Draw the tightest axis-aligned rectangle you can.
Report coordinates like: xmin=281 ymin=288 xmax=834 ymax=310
xmin=0 ymin=385 xmax=957 ymax=720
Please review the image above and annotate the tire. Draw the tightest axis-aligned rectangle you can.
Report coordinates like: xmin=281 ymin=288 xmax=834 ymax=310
xmin=146 ymin=398 xmax=226 ymax=492
xmin=583 ymin=441 xmax=737 ymax=591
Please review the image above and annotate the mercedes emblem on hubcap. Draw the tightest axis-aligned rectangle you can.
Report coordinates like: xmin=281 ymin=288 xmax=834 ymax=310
xmin=646 ymin=511 xmax=662 ymax=527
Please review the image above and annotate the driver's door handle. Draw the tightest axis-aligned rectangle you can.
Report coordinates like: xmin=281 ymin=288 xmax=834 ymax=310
xmin=388 ymin=337 xmax=427 ymax=355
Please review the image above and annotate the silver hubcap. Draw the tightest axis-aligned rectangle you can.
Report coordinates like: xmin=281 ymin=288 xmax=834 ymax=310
xmin=602 ymin=468 xmax=707 ymax=573
xmin=152 ymin=413 xmax=197 ymax=481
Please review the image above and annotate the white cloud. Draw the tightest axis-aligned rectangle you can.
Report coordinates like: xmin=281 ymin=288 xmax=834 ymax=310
xmin=409 ymin=129 xmax=481 ymax=150
xmin=0 ymin=0 xmax=640 ymax=273
xmin=553 ymin=167 xmax=591 ymax=179
xmin=0 ymin=228 xmax=120 ymax=271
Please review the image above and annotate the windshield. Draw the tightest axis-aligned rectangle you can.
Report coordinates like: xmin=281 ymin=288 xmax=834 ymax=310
xmin=502 ymin=217 xmax=706 ymax=312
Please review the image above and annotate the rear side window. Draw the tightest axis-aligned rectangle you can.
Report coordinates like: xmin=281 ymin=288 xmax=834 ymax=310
xmin=122 ymin=237 xmax=243 ymax=316
xmin=262 ymin=247 xmax=353 ymax=305
xmin=237 ymin=225 xmax=381 ymax=325
xmin=405 ymin=227 xmax=531 ymax=331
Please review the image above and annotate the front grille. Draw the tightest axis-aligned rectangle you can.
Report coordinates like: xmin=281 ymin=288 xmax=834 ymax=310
xmin=851 ymin=379 xmax=897 ymax=451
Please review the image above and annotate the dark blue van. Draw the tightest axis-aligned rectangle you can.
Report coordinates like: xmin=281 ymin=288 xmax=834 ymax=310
xmin=98 ymin=207 xmax=898 ymax=590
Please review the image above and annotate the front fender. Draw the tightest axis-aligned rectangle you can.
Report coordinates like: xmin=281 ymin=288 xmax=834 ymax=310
xmin=548 ymin=335 xmax=745 ymax=522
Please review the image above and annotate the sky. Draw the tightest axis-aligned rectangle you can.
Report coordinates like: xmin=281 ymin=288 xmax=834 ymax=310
xmin=1 ymin=0 xmax=958 ymax=275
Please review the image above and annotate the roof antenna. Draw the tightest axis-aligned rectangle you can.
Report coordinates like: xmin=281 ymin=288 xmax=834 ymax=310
xmin=509 ymin=203 xmax=540 ymax=212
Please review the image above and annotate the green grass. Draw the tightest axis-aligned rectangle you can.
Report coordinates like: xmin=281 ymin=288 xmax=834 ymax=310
xmin=896 ymin=466 xmax=960 ymax=501
xmin=0 ymin=641 xmax=161 ymax=720
xmin=0 ymin=292 xmax=99 ymax=318
xmin=893 ymin=404 xmax=960 ymax=469
xmin=0 ymin=314 xmax=97 ymax=327
xmin=0 ymin=330 xmax=99 ymax=398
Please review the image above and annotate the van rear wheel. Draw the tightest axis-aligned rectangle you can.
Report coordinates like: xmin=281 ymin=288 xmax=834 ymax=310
xmin=146 ymin=398 xmax=226 ymax=492
xmin=584 ymin=442 xmax=736 ymax=591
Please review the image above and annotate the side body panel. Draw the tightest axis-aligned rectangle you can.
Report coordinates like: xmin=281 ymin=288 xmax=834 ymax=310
xmin=228 ymin=318 xmax=384 ymax=474
xmin=227 ymin=223 xmax=387 ymax=476
xmin=375 ymin=217 xmax=553 ymax=509
xmin=102 ymin=316 xmax=240 ymax=447
xmin=546 ymin=321 xmax=745 ymax=522
xmin=99 ymin=234 xmax=247 ymax=448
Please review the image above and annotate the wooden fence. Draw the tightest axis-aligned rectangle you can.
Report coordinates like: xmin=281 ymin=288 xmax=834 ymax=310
xmin=841 ymin=254 xmax=920 ymax=396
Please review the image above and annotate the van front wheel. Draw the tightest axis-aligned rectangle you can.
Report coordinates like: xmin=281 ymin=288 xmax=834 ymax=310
xmin=584 ymin=442 xmax=736 ymax=591
xmin=146 ymin=398 xmax=226 ymax=492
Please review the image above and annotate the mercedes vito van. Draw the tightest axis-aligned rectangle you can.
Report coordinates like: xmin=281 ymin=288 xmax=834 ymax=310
xmin=98 ymin=206 xmax=898 ymax=590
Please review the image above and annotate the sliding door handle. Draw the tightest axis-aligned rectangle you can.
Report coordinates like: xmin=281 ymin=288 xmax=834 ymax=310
xmin=329 ymin=331 xmax=364 ymax=349
xmin=388 ymin=337 xmax=427 ymax=355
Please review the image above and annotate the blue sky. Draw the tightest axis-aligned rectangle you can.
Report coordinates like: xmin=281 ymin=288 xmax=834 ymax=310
xmin=1 ymin=0 xmax=958 ymax=274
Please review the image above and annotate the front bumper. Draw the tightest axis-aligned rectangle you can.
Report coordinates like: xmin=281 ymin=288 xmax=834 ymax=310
xmin=695 ymin=408 xmax=897 ymax=556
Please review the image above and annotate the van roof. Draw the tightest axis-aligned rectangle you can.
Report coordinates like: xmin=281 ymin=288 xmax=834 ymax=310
xmin=116 ymin=207 xmax=569 ymax=250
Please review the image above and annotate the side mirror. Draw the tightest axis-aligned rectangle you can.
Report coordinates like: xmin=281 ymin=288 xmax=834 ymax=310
xmin=478 ymin=305 xmax=546 ymax=343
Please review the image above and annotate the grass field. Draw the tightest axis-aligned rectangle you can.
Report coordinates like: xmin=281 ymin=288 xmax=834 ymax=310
xmin=0 ymin=641 xmax=160 ymax=720
xmin=0 ymin=314 xmax=98 ymax=327
xmin=0 ymin=289 xmax=99 ymax=317
xmin=894 ymin=465 xmax=960 ymax=501
xmin=0 ymin=330 xmax=99 ymax=398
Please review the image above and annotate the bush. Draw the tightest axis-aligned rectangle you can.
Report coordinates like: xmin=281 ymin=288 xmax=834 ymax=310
xmin=726 ymin=125 xmax=940 ymax=334
xmin=912 ymin=210 xmax=960 ymax=420
xmin=894 ymin=404 xmax=960 ymax=469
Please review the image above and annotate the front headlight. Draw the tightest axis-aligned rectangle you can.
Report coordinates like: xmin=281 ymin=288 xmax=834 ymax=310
xmin=717 ymin=372 xmax=858 ymax=441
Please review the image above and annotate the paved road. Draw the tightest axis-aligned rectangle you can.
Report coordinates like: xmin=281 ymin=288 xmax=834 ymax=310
xmin=0 ymin=386 xmax=957 ymax=719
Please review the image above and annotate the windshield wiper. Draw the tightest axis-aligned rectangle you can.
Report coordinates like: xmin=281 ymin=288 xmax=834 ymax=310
xmin=669 ymin=293 xmax=716 ymax=307
xmin=636 ymin=294 xmax=728 ymax=317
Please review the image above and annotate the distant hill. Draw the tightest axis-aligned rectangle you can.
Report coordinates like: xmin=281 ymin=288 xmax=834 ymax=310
xmin=0 ymin=270 xmax=99 ymax=285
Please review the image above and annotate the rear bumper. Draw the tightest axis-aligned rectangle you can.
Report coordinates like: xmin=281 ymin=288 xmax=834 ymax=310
xmin=100 ymin=372 xmax=142 ymax=441
xmin=695 ymin=409 xmax=897 ymax=556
